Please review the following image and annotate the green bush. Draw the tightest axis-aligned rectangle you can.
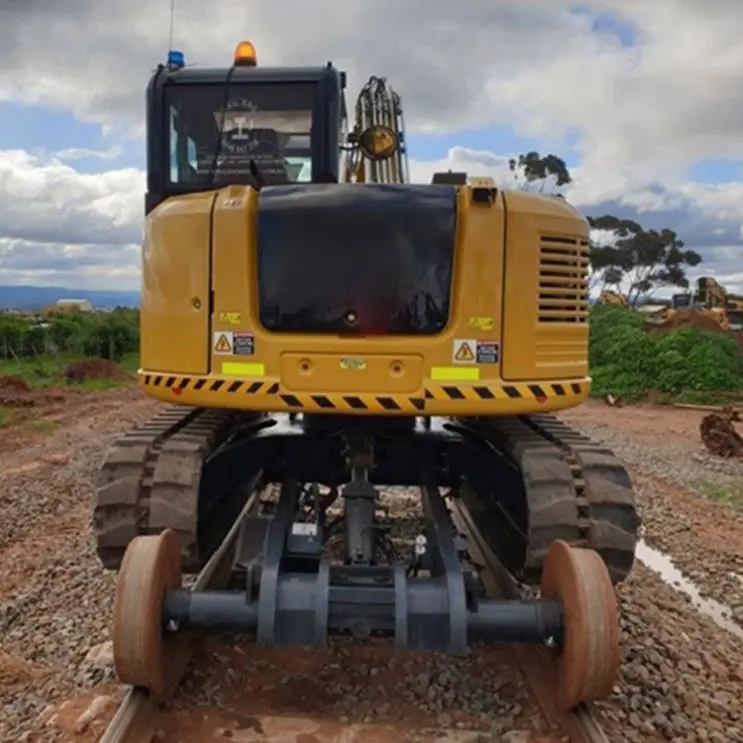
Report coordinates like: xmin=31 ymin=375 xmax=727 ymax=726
xmin=0 ymin=307 xmax=140 ymax=362
xmin=588 ymin=304 xmax=743 ymax=400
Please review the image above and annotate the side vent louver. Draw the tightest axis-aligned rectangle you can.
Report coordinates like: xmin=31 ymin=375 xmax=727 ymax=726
xmin=538 ymin=235 xmax=589 ymax=323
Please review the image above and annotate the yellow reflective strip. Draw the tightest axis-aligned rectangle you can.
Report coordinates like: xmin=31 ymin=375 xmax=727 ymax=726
xmin=430 ymin=366 xmax=481 ymax=381
xmin=221 ymin=362 xmax=265 ymax=377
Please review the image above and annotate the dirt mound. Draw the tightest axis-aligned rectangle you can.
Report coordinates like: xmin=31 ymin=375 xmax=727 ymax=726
xmin=0 ymin=375 xmax=32 ymax=393
xmin=645 ymin=309 xmax=727 ymax=335
xmin=64 ymin=358 xmax=130 ymax=383
xmin=0 ymin=375 xmax=36 ymax=407
xmin=700 ymin=407 xmax=743 ymax=458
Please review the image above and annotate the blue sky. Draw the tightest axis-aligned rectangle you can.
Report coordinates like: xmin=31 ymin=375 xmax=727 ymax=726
xmin=0 ymin=0 xmax=742 ymax=294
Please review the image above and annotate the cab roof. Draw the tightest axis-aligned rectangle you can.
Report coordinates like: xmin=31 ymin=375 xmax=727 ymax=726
xmin=157 ymin=65 xmax=343 ymax=86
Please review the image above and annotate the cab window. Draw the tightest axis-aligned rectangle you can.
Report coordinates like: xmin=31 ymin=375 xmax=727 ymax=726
xmin=165 ymin=82 xmax=316 ymax=187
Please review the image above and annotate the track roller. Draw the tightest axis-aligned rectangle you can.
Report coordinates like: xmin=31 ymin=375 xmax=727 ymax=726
xmin=541 ymin=540 xmax=620 ymax=709
xmin=112 ymin=529 xmax=186 ymax=699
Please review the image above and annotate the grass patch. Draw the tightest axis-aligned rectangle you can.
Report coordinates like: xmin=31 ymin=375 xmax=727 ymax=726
xmin=119 ymin=352 xmax=140 ymax=374
xmin=27 ymin=419 xmax=59 ymax=434
xmin=0 ymin=355 xmax=71 ymax=388
xmin=0 ymin=353 xmax=138 ymax=389
xmin=0 ymin=406 xmax=27 ymax=428
xmin=697 ymin=480 xmax=743 ymax=510
xmin=75 ymin=379 xmax=128 ymax=391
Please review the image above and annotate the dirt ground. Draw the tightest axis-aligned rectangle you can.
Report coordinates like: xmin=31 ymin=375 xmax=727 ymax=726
xmin=1 ymin=391 xmax=742 ymax=742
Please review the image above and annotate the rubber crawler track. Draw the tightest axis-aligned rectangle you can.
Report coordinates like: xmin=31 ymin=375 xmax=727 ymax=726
xmin=94 ymin=409 xmax=639 ymax=583
xmin=93 ymin=405 xmax=239 ymax=573
xmin=481 ymin=412 xmax=639 ymax=584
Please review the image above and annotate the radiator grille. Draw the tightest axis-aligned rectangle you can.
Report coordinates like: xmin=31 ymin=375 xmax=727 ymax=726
xmin=538 ymin=235 xmax=589 ymax=323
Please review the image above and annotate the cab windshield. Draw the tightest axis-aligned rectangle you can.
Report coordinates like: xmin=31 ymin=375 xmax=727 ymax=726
xmin=165 ymin=82 xmax=316 ymax=187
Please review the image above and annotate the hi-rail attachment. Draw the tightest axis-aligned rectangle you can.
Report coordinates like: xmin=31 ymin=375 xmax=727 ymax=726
xmin=112 ymin=437 xmax=620 ymax=710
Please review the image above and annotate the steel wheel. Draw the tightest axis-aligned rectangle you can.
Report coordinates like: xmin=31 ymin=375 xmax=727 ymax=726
xmin=541 ymin=540 xmax=620 ymax=709
xmin=112 ymin=529 xmax=184 ymax=698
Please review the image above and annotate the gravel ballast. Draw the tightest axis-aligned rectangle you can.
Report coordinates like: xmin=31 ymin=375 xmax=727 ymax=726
xmin=2 ymin=393 xmax=743 ymax=742
xmin=560 ymin=402 xmax=743 ymax=624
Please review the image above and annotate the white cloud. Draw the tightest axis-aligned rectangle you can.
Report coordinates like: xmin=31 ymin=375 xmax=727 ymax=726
xmin=0 ymin=150 xmax=143 ymax=247
xmin=1 ymin=0 xmax=742 ymax=173
xmin=56 ymin=146 xmax=124 ymax=162
xmin=1 ymin=2 xmax=743 ymax=292
xmin=0 ymin=142 xmax=740 ymax=293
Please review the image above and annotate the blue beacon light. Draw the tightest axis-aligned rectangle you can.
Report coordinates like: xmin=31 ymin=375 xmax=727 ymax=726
xmin=167 ymin=50 xmax=185 ymax=69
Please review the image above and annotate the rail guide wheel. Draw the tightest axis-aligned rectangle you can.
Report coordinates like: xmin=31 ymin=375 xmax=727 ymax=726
xmin=541 ymin=540 xmax=621 ymax=709
xmin=112 ymin=529 xmax=185 ymax=699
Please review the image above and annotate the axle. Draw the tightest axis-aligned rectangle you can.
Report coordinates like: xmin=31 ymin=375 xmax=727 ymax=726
xmin=163 ymin=584 xmax=563 ymax=646
xmin=158 ymin=471 xmax=566 ymax=653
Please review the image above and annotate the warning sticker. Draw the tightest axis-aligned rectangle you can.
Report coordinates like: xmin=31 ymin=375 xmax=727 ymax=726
xmin=233 ymin=332 xmax=255 ymax=356
xmin=476 ymin=340 xmax=499 ymax=364
xmin=452 ymin=339 xmax=476 ymax=363
xmin=468 ymin=316 xmax=494 ymax=331
xmin=219 ymin=311 xmax=241 ymax=325
xmin=213 ymin=331 xmax=233 ymax=355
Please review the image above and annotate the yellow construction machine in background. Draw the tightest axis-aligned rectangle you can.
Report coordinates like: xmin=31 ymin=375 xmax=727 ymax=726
xmin=598 ymin=289 xmax=627 ymax=306
xmin=666 ymin=276 xmax=743 ymax=332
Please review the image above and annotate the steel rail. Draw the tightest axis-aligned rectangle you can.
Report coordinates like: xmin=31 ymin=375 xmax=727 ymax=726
xmin=449 ymin=496 xmax=611 ymax=743
xmin=97 ymin=480 xmax=263 ymax=743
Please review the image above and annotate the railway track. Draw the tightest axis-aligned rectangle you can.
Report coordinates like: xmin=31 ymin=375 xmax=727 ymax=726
xmin=449 ymin=498 xmax=611 ymax=743
xmin=97 ymin=485 xmax=615 ymax=743
xmin=98 ymin=486 xmax=262 ymax=743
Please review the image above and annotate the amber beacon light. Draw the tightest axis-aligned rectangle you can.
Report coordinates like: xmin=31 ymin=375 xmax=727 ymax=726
xmin=234 ymin=41 xmax=258 ymax=66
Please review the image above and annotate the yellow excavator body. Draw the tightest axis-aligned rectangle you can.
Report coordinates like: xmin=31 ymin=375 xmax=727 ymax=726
xmin=93 ymin=41 xmax=637 ymax=620
xmin=140 ymin=186 xmax=590 ymax=417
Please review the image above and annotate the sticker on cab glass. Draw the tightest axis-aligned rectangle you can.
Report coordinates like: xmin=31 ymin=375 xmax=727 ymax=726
xmin=213 ymin=331 xmax=233 ymax=355
xmin=232 ymin=332 xmax=255 ymax=356
xmin=452 ymin=339 xmax=476 ymax=363
xmin=476 ymin=340 xmax=499 ymax=364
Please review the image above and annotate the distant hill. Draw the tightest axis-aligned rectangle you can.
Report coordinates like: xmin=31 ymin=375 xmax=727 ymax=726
xmin=0 ymin=285 xmax=140 ymax=310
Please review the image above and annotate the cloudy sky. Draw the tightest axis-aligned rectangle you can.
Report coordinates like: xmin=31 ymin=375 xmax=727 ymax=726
xmin=1 ymin=0 xmax=742 ymax=294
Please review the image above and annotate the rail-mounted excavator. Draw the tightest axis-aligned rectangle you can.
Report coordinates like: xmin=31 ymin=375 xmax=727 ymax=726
xmin=95 ymin=41 xmax=639 ymax=709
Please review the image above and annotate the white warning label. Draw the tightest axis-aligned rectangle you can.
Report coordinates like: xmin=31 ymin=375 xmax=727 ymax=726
xmin=452 ymin=338 xmax=476 ymax=363
xmin=213 ymin=331 xmax=234 ymax=355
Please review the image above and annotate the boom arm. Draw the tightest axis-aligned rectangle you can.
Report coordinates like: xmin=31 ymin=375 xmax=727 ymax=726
xmin=347 ymin=76 xmax=408 ymax=184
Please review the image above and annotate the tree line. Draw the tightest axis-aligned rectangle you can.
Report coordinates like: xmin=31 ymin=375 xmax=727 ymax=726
xmin=0 ymin=308 xmax=139 ymax=362
xmin=509 ymin=152 xmax=702 ymax=306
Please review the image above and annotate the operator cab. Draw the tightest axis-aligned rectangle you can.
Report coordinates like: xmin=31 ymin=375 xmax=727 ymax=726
xmin=145 ymin=43 xmax=348 ymax=213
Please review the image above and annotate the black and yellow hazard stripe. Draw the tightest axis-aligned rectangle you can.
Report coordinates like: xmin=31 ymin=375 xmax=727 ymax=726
xmin=143 ymin=374 xmax=280 ymax=396
xmin=141 ymin=374 xmax=425 ymax=411
xmin=275 ymin=393 xmax=426 ymax=413
xmin=141 ymin=374 xmax=588 ymax=411
xmin=423 ymin=380 xmax=587 ymax=402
